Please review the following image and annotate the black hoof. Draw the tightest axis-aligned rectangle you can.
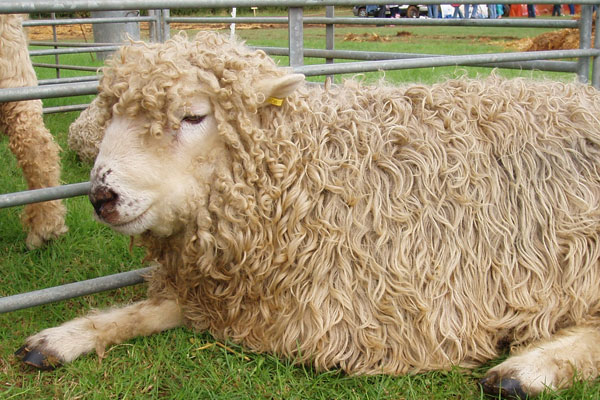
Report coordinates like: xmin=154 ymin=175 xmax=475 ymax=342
xmin=480 ymin=374 xmax=529 ymax=399
xmin=15 ymin=345 xmax=61 ymax=370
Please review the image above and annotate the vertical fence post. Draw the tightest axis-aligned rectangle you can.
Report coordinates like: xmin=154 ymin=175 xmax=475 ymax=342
xmin=288 ymin=7 xmax=304 ymax=67
xmin=90 ymin=10 xmax=140 ymax=60
xmin=50 ymin=13 xmax=60 ymax=79
xmin=325 ymin=5 xmax=334 ymax=83
xmin=577 ymin=4 xmax=593 ymax=83
xmin=148 ymin=9 xmax=158 ymax=42
xmin=592 ymin=7 xmax=600 ymax=89
xmin=161 ymin=8 xmax=170 ymax=41
xmin=230 ymin=7 xmax=237 ymax=40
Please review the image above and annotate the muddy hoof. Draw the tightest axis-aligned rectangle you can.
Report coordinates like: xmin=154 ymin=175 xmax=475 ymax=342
xmin=480 ymin=373 xmax=529 ymax=399
xmin=15 ymin=345 xmax=61 ymax=370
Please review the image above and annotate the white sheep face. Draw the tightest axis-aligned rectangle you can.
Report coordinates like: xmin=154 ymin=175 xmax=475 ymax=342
xmin=89 ymin=95 xmax=220 ymax=237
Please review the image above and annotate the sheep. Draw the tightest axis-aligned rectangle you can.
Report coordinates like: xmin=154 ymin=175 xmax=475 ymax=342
xmin=67 ymin=96 xmax=103 ymax=163
xmin=0 ymin=14 xmax=67 ymax=249
xmin=15 ymin=31 xmax=600 ymax=399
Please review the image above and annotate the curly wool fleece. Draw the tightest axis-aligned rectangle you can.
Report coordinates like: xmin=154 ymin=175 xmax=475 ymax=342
xmin=94 ymin=31 xmax=600 ymax=375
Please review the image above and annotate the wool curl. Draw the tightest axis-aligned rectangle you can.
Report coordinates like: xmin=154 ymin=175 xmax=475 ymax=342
xmin=96 ymin=31 xmax=600 ymax=375
xmin=67 ymin=97 xmax=103 ymax=163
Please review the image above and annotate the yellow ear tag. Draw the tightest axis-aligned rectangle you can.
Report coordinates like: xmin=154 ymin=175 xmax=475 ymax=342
xmin=266 ymin=97 xmax=284 ymax=107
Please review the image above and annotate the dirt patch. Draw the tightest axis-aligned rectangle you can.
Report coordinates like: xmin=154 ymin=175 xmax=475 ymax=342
xmin=523 ymin=28 xmax=585 ymax=51
xmin=342 ymin=31 xmax=520 ymax=44
xmin=505 ymin=25 xmax=595 ymax=52
xmin=26 ymin=24 xmax=94 ymax=40
xmin=342 ymin=31 xmax=415 ymax=42
xmin=344 ymin=32 xmax=392 ymax=42
xmin=171 ymin=22 xmax=279 ymax=31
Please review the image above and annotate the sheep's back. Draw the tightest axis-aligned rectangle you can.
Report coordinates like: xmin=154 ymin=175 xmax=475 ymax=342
xmin=259 ymin=77 xmax=600 ymax=370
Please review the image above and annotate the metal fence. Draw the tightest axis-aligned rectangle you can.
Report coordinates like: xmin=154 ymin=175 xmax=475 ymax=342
xmin=1 ymin=0 xmax=600 ymax=313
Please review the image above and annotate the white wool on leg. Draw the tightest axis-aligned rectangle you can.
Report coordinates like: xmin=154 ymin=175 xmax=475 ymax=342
xmin=484 ymin=325 xmax=600 ymax=396
xmin=23 ymin=298 xmax=183 ymax=363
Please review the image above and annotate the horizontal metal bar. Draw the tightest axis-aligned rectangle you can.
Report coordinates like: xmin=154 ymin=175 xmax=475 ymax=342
xmin=0 ymin=81 xmax=98 ymax=102
xmin=0 ymin=182 xmax=91 ymax=209
xmin=473 ymin=60 xmax=579 ymax=73
xmin=260 ymin=47 xmax=579 ymax=73
xmin=259 ymin=46 xmax=433 ymax=59
xmin=304 ymin=16 xmax=580 ymax=28
xmin=22 ymin=16 xmax=155 ymax=26
xmin=25 ymin=43 xmax=588 ymax=76
xmin=168 ymin=16 xmax=288 ymax=24
xmin=43 ymin=103 xmax=90 ymax=114
xmin=294 ymin=48 xmax=600 ymax=76
xmin=168 ymin=16 xmax=579 ymax=29
xmin=0 ymin=267 xmax=151 ymax=314
xmin=20 ymin=15 xmax=582 ymax=30
xmin=32 ymin=63 xmax=100 ymax=72
xmin=1 ymin=0 xmax=598 ymax=14
xmin=39 ymin=75 xmax=100 ymax=86
xmin=30 ymin=46 xmax=119 ymax=56
xmin=30 ymin=40 xmax=121 ymax=47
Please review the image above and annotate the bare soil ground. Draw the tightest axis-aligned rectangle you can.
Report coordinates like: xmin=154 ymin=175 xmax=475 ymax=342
xmin=510 ymin=28 xmax=591 ymax=51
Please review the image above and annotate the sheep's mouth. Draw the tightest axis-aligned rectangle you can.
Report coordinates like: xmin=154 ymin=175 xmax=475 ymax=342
xmin=105 ymin=207 xmax=152 ymax=235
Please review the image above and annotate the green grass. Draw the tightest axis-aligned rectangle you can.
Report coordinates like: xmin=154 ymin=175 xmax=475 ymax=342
xmin=0 ymin=18 xmax=596 ymax=399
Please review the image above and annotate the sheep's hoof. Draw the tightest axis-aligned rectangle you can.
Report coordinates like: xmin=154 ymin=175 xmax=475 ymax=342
xmin=25 ymin=223 xmax=69 ymax=250
xmin=480 ymin=372 xmax=528 ymax=399
xmin=15 ymin=345 xmax=61 ymax=370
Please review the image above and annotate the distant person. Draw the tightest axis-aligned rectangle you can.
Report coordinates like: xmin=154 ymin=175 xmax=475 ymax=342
xmin=527 ymin=4 xmax=536 ymax=17
xmin=488 ymin=3 xmax=498 ymax=18
xmin=427 ymin=4 xmax=440 ymax=18
xmin=452 ymin=3 xmax=464 ymax=17
xmin=497 ymin=4 xmax=505 ymax=17
xmin=465 ymin=4 xmax=480 ymax=18
xmin=376 ymin=4 xmax=386 ymax=26
xmin=552 ymin=4 xmax=562 ymax=15
xmin=568 ymin=4 xmax=575 ymax=14
xmin=389 ymin=4 xmax=401 ymax=18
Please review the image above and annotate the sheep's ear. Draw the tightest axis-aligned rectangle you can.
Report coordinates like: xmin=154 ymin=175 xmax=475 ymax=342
xmin=257 ymin=74 xmax=305 ymax=105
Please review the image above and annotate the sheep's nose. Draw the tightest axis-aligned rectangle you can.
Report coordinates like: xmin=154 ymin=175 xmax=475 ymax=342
xmin=89 ymin=187 xmax=119 ymax=218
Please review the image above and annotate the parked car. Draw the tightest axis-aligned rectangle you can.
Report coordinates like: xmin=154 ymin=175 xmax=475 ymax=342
xmin=352 ymin=4 xmax=428 ymax=18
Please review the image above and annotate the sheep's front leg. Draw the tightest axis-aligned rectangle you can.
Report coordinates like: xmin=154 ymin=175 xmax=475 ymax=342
xmin=480 ymin=325 xmax=600 ymax=398
xmin=16 ymin=298 xmax=183 ymax=369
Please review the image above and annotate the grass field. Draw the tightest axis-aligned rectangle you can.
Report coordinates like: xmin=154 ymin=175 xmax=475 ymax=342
xmin=1 ymin=15 xmax=597 ymax=399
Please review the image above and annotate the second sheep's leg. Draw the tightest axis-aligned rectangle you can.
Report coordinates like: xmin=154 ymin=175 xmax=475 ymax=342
xmin=1 ymin=13 xmax=67 ymax=249
xmin=480 ymin=325 xmax=600 ymax=398
xmin=0 ymin=100 xmax=68 ymax=249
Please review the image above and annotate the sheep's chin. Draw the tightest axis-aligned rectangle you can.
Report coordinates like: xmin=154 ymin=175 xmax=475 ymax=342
xmin=105 ymin=209 xmax=154 ymax=236
xmin=107 ymin=210 xmax=177 ymax=237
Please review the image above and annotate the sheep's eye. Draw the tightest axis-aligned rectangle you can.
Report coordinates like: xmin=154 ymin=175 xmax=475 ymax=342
xmin=182 ymin=115 xmax=205 ymax=125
